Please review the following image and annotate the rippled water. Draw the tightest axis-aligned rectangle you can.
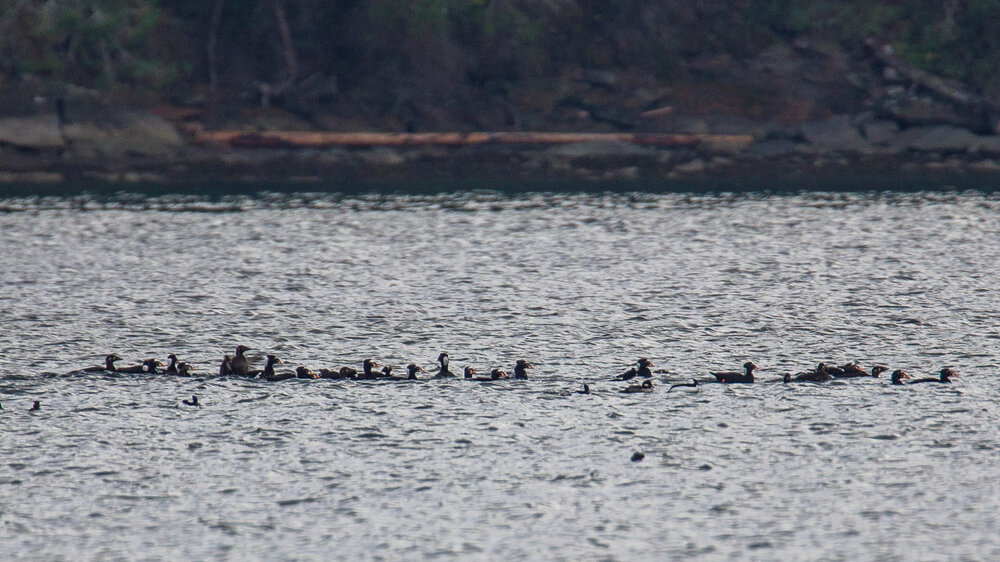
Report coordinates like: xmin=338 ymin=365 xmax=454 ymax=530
xmin=1 ymin=190 xmax=999 ymax=560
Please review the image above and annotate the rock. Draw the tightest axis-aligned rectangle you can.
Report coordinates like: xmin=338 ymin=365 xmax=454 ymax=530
xmin=0 ymin=114 xmax=64 ymax=149
xmin=800 ymin=115 xmax=869 ymax=151
xmin=546 ymin=140 xmax=655 ymax=159
xmin=63 ymin=110 xmax=183 ymax=157
xmin=861 ymin=120 xmax=900 ymax=145
xmin=892 ymin=125 xmax=981 ymax=153
xmin=673 ymin=158 xmax=706 ymax=174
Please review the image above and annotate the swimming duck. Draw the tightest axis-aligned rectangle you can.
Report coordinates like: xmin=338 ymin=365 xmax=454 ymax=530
xmin=230 ymin=345 xmax=252 ymax=376
xmin=514 ymin=360 xmax=533 ymax=380
xmin=249 ymin=354 xmax=282 ymax=378
xmin=710 ymin=361 xmax=757 ymax=384
xmin=165 ymin=354 xmax=180 ymax=375
xmin=490 ymin=368 xmax=510 ymax=380
xmin=354 ymin=359 xmax=380 ymax=380
xmin=219 ymin=355 xmax=232 ymax=376
xmin=117 ymin=359 xmax=163 ymax=374
xmin=668 ymin=379 xmax=699 ymax=391
xmin=890 ymin=370 xmax=911 ymax=385
xmin=29 ymin=400 xmax=40 ymax=411
xmin=783 ymin=365 xmax=833 ymax=383
xmin=576 ymin=383 xmax=591 ymax=394
xmin=381 ymin=365 xmax=395 ymax=379
xmin=296 ymin=366 xmax=319 ymax=379
xmin=83 ymin=353 xmax=122 ymax=372
xmin=621 ymin=379 xmax=654 ymax=393
xmin=434 ymin=353 xmax=455 ymax=378
xmin=909 ymin=368 xmax=957 ymax=384
xmin=837 ymin=364 xmax=889 ymax=378
xmin=817 ymin=362 xmax=845 ymax=377
xmin=182 ymin=395 xmax=200 ymax=406
xmin=613 ymin=367 xmax=638 ymax=380
xmin=177 ymin=362 xmax=194 ymax=377
xmin=406 ymin=364 xmax=424 ymax=380
xmin=636 ymin=358 xmax=654 ymax=378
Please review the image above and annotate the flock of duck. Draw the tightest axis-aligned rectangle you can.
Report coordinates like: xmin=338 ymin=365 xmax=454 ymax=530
xmin=70 ymin=347 xmax=958 ymax=395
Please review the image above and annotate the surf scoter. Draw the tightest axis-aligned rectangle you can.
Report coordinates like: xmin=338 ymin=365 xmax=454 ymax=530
xmin=490 ymin=368 xmax=509 ymax=380
xmin=177 ymin=362 xmax=194 ymax=377
xmin=219 ymin=355 xmax=232 ymax=376
xmin=909 ymin=368 xmax=957 ymax=384
xmin=636 ymin=358 xmax=654 ymax=378
xmin=381 ymin=365 xmax=395 ymax=379
xmin=513 ymin=360 xmax=533 ymax=380
xmin=621 ymin=379 xmax=654 ymax=393
xmin=402 ymin=364 xmax=422 ymax=380
xmin=249 ymin=354 xmax=282 ymax=378
xmin=463 ymin=366 xmax=477 ymax=379
xmin=296 ymin=366 xmax=319 ymax=379
xmin=355 ymin=359 xmax=380 ymax=380
xmin=29 ymin=400 xmax=40 ymax=411
xmin=576 ymin=383 xmax=591 ymax=394
xmin=890 ymin=370 xmax=911 ymax=385
xmin=83 ymin=353 xmax=122 ymax=372
xmin=165 ymin=354 xmax=180 ymax=375
xmin=837 ymin=364 xmax=889 ymax=378
xmin=783 ymin=365 xmax=833 ymax=383
xmin=230 ymin=345 xmax=252 ymax=376
xmin=182 ymin=395 xmax=199 ymax=406
xmin=117 ymin=359 xmax=163 ymax=374
xmin=668 ymin=379 xmax=699 ymax=391
xmin=614 ymin=367 xmax=638 ymax=381
xmin=710 ymin=361 xmax=757 ymax=384
xmin=434 ymin=353 xmax=455 ymax=378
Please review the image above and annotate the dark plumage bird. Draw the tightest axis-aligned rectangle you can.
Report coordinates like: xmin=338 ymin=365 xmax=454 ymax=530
xmin=182 ymin=395 xmax=199 ymax=406
xmin=29 ymin=400 xmax=40 ymax=411
xmin=614 ymin=367 xmax=638 ymax=381
xmin=513 ymin=360 xmax=533 ymax=380
xmin=249 ymin=354 xmax=282 ymax=378
xmin=576 ymin=383 xmax=591 ymax=394
xmin=668 ymin=379 xmax=699 ymax=391
xmin=710 ymin=361 xmax=757 ymax=384
xmin=490 ymin=368 xmax=509 ymax=380
xmin=621 ymin=379 xmax=653 ymax=393
xmin=116 ymin=359 xmax=163 ymax=374
xmin=406 ymin=364 xmax=424 ymax=380
xmin=165 ymin=354 xmax=180 ymax=375
xmin=783 ymin=365 xmax=833 ymax=383
xmin=219 ymin=355 xmax=232 ymax=376
xmin=434 ymin=353 xmax=455 ymax=378
xmin=230 ymin=345 xmax=252 ymax=376
xmin=177 ymin=362 xmax=194 ymax=377
xmin=817 ymin=362 xmax=845 ymax=377
xmin=890 ymin=370 xmax=911 ymax=385
xmin=356 ymin=359 xmax=381 ymax=380
xmin=837 ymin=364 xmax=889 ymax=378
xmin=463 ymin=366 xmax=477 ymax=379
xmin=296 ymin=366 xmax=319 ymax=379
xmin=381 ymin=365 xmax=395 ymax=379
xmin=909 ymin=368 xmax=958 ymax=384
xmin=636 ymin=358 xmax=654 ymax=378
xmin=83 ymin=353 xmax=122 ymax=372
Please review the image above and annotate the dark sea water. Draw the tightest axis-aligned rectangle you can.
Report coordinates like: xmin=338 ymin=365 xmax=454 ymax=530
xmin=1 ymin=189 xmax=999 ymax=560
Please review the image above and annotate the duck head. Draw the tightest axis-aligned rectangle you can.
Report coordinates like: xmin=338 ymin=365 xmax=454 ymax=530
xmin=871 ymin=365 xmax=889 ymax=377
xmin=890 ymin=370 xmax=910 ymax=385
xmin=235 ymin=345 xmax=251 ymax=356
xmin=940 ymin=368 xmax=957 ymax=381
xmin=406 ymin=364 xmax=425 ymax=379
xmin=744 ymin=361 xmax=759 ymax=374
xmin=438 ymin=353 xmax=449 ymax=368
xmin=464 ymin=366 xmax=476 ymax=379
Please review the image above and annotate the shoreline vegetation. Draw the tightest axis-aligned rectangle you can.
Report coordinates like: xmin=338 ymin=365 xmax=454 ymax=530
xmin=3 ymin=2 xmax=1000 ymax=188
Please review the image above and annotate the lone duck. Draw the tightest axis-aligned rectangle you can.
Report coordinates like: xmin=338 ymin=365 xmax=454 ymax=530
xmin=890 ymin=370 xmax=911 ymax=385
xmin=909 ymin=368 xmax=957 ymax=384
xmin=182 ymin=395 xmax=200 ymax=406
xmin=434 ymin=353 xmax=455 ymax=378
xmin=621 ymin=379 xmax=654 ymax=393
xmin=710 ymin=361 xmax=757 ymax=384
xmin=28 ymin=400 xmax=40 ymax=411
xmin=576 ymin=383 xmax=591 ymax=394
xmin=513 ymin=360 xmax=533 ymax=380
xmin=837 ymin=364 xmax=889 ymax=378
xmin=230 ymin=345 xmax=252 ymax=376
xmin=83 ymin=353 xmax=122 ymax=372
xmin=668 ymin=379 xmax=699 ymax=391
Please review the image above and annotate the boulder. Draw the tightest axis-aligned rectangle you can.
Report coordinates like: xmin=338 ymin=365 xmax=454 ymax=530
xmin=892 ymin=125 xmax=981 ymax=153
xmin=0 ymin=114 xmax=64 ymax=149
xmin=800 ymin=115 xmax=869 ymax=151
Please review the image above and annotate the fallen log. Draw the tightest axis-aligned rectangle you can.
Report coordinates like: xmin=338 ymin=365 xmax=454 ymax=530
xmin=194 ymin=130 xmax=753 ymax=151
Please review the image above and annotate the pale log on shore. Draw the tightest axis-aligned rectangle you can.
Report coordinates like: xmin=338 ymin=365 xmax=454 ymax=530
xmin=194 ymin=130 xmax=753 ymax=150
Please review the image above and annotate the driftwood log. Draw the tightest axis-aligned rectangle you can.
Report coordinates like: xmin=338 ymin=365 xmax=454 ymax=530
xmin=195 ymin=130 xmax=753 ymax=151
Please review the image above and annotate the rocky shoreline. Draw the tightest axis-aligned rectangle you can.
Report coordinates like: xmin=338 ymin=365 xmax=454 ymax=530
xmin=3 ymin=109 xmax=1000 ymax=191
